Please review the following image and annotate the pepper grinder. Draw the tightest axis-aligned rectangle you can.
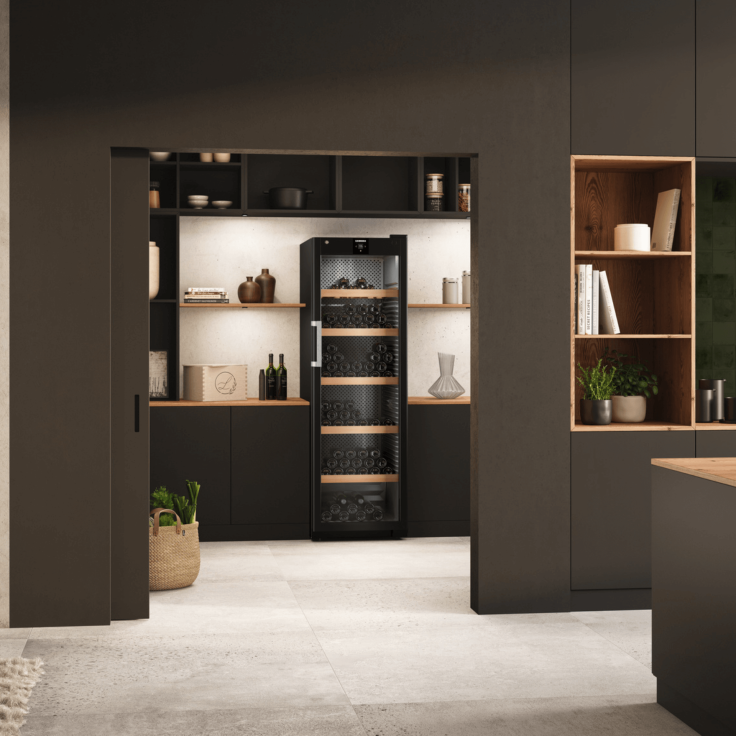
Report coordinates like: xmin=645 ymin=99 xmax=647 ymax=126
xmin=259 ymin=369 xmax=266 ymax=401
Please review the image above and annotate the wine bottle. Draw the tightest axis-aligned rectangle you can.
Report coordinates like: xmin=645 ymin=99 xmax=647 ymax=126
xmin=265 ymin=354 xmax=276 ymax=400
xmin=358 ymin=468 xmax=368 ymax=475
xmin=377 ymin=314 xmax=387 ymax=326
xmin=365 ymin=362 xmax=375 ymax=372
xmin=347 ymin=502 xmax=358 ymax=514
xmin=332 ymin=420 xmax=344 ymax=426
xmin=276 ymin=354 xmax=287 ymax=400
xmin=338 ymin=511 xmax=350 ymax=522
xmin=346 ymin=371 xmax=356 ymax=377
xmin=365 ymin=314 xmax=376 ymax=325
xmin=333 ymin=449 xmax=344 ymax=460
xmin=384 ymin=466 xmax=394 ymax=474
xmin=369 ymin=419 xmax=380 ymax=426
xmin=339 ymin=361 xmax=350 ymax=373
xmin=329 ymin=499 xmax=341 ymax=514
xmin=374 ymin=343 xmax=387 ymax=354
xmin=321 ymin=467 xmax=332 ymax=475
xmin=332 ymin=401 xmax=344 ymax=411
xmin=345 ymin=419 xmax=356 ymax=426
xmin=369 ymin=449 xmax=380 ymax=458
xmin=377 ymin=458 xmax=388 ymax=468
xmin=334 ymin=352 xmax=345 ymax=363
xmin=352 ymin=361 xmax=363 ymax=372
xmin=385 ymin=353 xmax=394 ymax=363
xmin=339 ymin=459 xmax=351 ymax=470
xmin=345 ymin=449 xmax=356 ymax=459
xmin=369 ymin=467 xmax=381 ymax=475
xmin=321 ymin=509 xmax=333 ymax=522
xmin=321 ymin=401 xmax=330 ymax=413
xmin=259 ymin=369 xmax=266 ymax=401
xmin=321 ymin=419 xmax=332 ymax=426
xmin=339 ymin=314 xmax=351 ymax=325
xmin=333 ymin=372 xmax=344 ymax=377
xmin=345 ymin=401 xmax=355 ymax=411
xmin=332 ymin=468 xmax=344 ymax=475
xmin=373 ymin=508 xmax=384 ymax=521
xmin=364 ymin=458 xmax=375 ymax=469
xmin=351 ymin=458 xmax=362 ymax=468
xmin=377 ymin=362 xmax=387 ymax=372
xmin=326 ymin=344 xmax=338 ymax=354
xmin=327 ymin=410 xmax=338 ymax=421
xmin=346 ymin=468 xmax=356 ymax=475
xmin=356 ymin=510 xmax=367 ymax=522
xmin=357 ymin=419 xmax=368 ymax=426
xmin=370 ymin=371 xmax=380 ymax=377
xmin=368 ymin=352 xmax=380 ymax=363
xmin=358 ymin=449 xmax=368 ymax=459
xmin=364 ymin=502 xmax=375 ymax=514
xmin=336 ymin=493 xmax=348 ymax=507
xmin=326 ymin=458 xmax=338 ymax=469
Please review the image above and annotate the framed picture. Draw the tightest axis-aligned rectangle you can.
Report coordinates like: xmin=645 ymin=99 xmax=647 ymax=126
xmin=149 ymin=350 xmax=169 ymax=399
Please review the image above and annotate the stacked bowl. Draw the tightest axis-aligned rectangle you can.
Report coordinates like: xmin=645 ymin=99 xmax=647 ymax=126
xmin=188 ymin=195 xmax=209 ymax=209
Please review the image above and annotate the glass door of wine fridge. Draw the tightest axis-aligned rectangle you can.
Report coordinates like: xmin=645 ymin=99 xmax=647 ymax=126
xmin=300 ymin=236 xmax=408 ymax=540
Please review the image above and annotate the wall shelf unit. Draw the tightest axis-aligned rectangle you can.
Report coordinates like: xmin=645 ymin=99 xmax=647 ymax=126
xmin=570 ymin=155 xmax=695 ymax=431
xmin=409 ymin=304 xmax=470 ymax=309
xmin=179 ymin=303 xmax=305 ymax=308
xmin=321 ymin=474 xmax=399 ymax=484
xmin=321 ymin=426 xmax=399 ymax=434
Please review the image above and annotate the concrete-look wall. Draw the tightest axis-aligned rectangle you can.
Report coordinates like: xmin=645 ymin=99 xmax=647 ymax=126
xmin=0 ymin=0 xmax=8 ymax=628
xmin=179 ymin=217 xmax=471 ymax=399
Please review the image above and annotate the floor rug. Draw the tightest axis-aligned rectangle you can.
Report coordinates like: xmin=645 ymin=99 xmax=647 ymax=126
xmin=0 ymin=658 xmax=44 ymax=735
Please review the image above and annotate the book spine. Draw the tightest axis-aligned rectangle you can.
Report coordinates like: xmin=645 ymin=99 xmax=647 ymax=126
xmin=666 ymin=189 xmax=681 ymax=252
xmin=575 ymin=265 xmax=585 ymax=335
xmin=187 ymin=288 xmax=226 ymax=293
xmin=574 ymin=273 xmax=578 ymax=334
xmin=599 ymin=271 xmax=620 ymax=335
xmin=585 ymin=264 xmax=593 ymax=335
xmin=183 ymin=299 xmax=230 ymax=303
xmin=592 ymin=270 xmax=599 ymax=335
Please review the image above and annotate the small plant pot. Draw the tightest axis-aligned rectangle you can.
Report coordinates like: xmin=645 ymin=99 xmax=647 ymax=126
xmin=580 ymin=399 xmax=612 ymax=425
xmin=612 ymin=395 xmax=646 ymax=423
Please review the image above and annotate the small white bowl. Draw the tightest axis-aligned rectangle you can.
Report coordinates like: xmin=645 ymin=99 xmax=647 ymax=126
xmin=188 ymin=202 xmax=208 ymax=209
xmin=188 ymin=197 xmax=209 ymax=203
xmin=211 ymin=201 xmax=233 ymax=209
xmin=199 ymin=153 xmax=213 ymax=163
xmin=214 ymin=153 xmax=231 ymax=163
xmin=150 ymin=152 xmax=171 ymax=162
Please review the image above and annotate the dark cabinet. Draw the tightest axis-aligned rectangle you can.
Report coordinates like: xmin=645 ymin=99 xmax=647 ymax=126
xmin=150 ymin=407 xmax=231 ymax=525
xmin=571 ymin=431 xmax=694 ymax=591
xmin=697 ymin=1 xmax=736 ymax=156
xmin=696 ymin=429 xmax=736 ymax=458
xmin=572 ymin=0 xmax=695 ymax=156
xmin=231 ymin=407 xmax=309 ymax=535
xmin=407 ymin=405 xmax=470 ymax=537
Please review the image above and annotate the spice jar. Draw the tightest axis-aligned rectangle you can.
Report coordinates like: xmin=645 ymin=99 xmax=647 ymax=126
xmin=459 ymin=183 xmax=471 ymax=213
xmin=425 ymin=193 xmax=444 ymax=212
xmin=462 ymin=271 xmax=471 ymax=305
xmin=149 ymin=181 xmax=161 ymax=209
xmin=442 ymin=277 xmax=459 ymax=304
xmin=425 ymin=173 xmax=444 ymax=195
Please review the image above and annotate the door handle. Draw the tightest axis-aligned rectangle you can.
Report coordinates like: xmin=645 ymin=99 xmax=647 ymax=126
xmin=311 ymin=321 xmax=322 ymax=367
xmin=134 ymin=394 xmax=140 ymax=432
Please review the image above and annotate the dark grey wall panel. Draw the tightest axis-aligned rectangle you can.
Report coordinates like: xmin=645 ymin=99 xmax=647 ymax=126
xmin=572 ymin=431 xmax=694 ymax=591
xmin=697 ymin=1 xmax=736 ymax=156
xmin=572 ymin=0 xmax=695 ymax=155
xmin=11 ymin=0 xmax=571 ymax=620
xmin=696 ymin=430 xmax=736 ymax=458
xmin=111 ymin=150 xmax=150 ymax=622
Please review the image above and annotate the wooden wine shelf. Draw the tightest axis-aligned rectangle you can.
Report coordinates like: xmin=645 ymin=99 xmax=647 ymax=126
xmin=321 ymin=289 xmax=398 ymax=299
xmin=321 ymin=474 xmax=399 ymax=484
xmin=321 ymin=425 xmax=398 ymax=434
xmin=695 ymin=422 xmax=736 ymax=431
xmin=574 ymin=251 xmax=692 ymax=260
xmin=572 ymin=421 xmax=693 ymax=432
xmin=408 ymin=304 xmax=470 ymax=309
xmin=180 ymin=303 xmax=305 ymax=308
xmin=321 ymin=377 xmax=398 ymax=385
xmin=322 ymin=328 xmax=398 ymax=336
xmin=408 ymin=396 xmax=470 ymax=405
xmin=575 ymin=334 xmax=691 ymax=339
xmin=150 ymin=398 xmax=309 ymax=407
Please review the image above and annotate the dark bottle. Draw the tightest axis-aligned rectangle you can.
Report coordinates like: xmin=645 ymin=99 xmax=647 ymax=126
xmin=345 ymin=401 xmax=355 ymax=411
xmin=358 ymin=371 xmax=368 ymax=377
xmin=364 ymin=314 xmax=376 ymax=325
xmin=339 ymin=314 xmax=351 ymax=326
xmin=265 ymin=354 xmax=277 ymax=400
xmin=352 ymin=361 xmax=363 ymax=372
xmin=356 ymin=277 xmax=368 ymax=289
xmin=322 ymin=370 xmax=331 ymax=378
xmin=276 ymin=354 xmax=287 ymax=400
xmin=346 ymin=305 xmax=355 ymax=315
xmin=364 ymin=502 xmax=375 ymax=514
xmin=332 ymin=468 xmax=344 ymax=475
xmin=332 ymin=420 xmax=344 ymax=426
xmin=327 ymin=344 xmax=338 ymax=354
xmin=369 ymin=419 xmax=380 ymax=426
xmin=370 ymin=449 xmax=380 ymax=458
xmin=377 ymin=458 xmax=388 ymax=468
xmin=326 ymin=362 xmax=338 ymax=373
xmin=346 ymin=371 xmax=356 ymax=377
xmin=329 ymin=499 xmax=341 ymax=514
xmin=339 ymin=410 xmax=351 ymax=421
xmin=382 ymin=418 xmax=395 ymax=426
xmin=338 ymin=510 xmax=350 ymax=521
xmin=356 ymin=510 xmax=367 ymax=522
xmin=338 ymin=277 xmax=350 ymax=289
xmin=321 ymin=419 xmax=332 ymax=426
xmin=321 ymin=401 xmax=330 ymax=413
xmin=377 ymin=362 xmax=387 ymax=372
xmin=339 ymin=362 xmax=350 ymax=373
xmin=368 ymin=352 xmax=380 ymax=363
xmin=336 ymin=493 xmax=349 ymax=507
xmin=353 ymin=493 xmax=366 ymax=507
xmin=384 ymin=466 xmax=394 ymax=474
xmin=364 ymin=458 xmax=375 ymax=469
xmin=370 ymin=467 xmax=381 ymax=475
xmin=322 ymin=353 xmax=330 ymax=364
xmin=370 ymin=371 xmax=380 ymax=378
xmin=346 ymin=468 xmax=356 ymax=475
xmin=368 ymin=305 xmax=378 ymax=315
xmin=358 ymin=449 xmax=368 ymax=459
xmin=351 ymin=458 xmax=362 ymax=468
xmin=365 ymin=362 xmax=375 ymax=372
xmin=377 ymin=314 xmax=387 ymax=326
xmin=333 ymin=401 xmax=344 ymax=411
xmin=321 ymin=467 xmax=332 ymax=475
xmin=333 ymin=449 xmax=344 ymax=460
xmin=373 ymin=508 xmax=384 ymax=521
xmin=358 ymin=468 xmax=368 ymax=475
xmin=374 ymin=343 xmax=387 ymax=354
xmin=385 ymin=353 xmax=394 ymax=363
xmin=347 ymin=502 xmax=358 ymax=514
xmin=321 ymin=509 xmax=333 ymax=522
xmin=351 ymin=314 xmax=363 ymax=326
xmin=326 ymin=458 xmax=338 ymax=469
xmin=333 ymin=372 xmax=344 ymax=377
xmin=259 ymin=369 xmax=266 ymax=401
xmin=345 ymin=449 xmax=356 ymax=459
xmin=334 ymin=353 xmax=345 ymax=363
xmin=327 ymin=410 xmax=338 ymax=421
xmin=357 ymin=419 xmax=368 ymax=426
xmin=345 ymin=419 xmax=356 ymax=426
xmin=325 ymin=314 xmax=337 ymax=325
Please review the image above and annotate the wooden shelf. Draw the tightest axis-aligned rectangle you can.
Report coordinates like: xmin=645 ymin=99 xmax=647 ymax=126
xmin=575 ymin=334 xmax=691 ymax=339
xmin=323 ymin=328 xmax=398 ymax=336
xmin=150 ymin=398 xmax=309 ymax=407
xmin=408 ymin=396 xmax=470 ymax=405
xmin=573 ymin=421 xmax=693 ymax=432
xmin=180 ymin=209 xmax=244 ymax=217
xmin=695 ymin=422 xmax=736 ymax=431
xmin=321 ymin=289 xmax=398 ymax=299
xmin=179 ymin=303 xmax=305 ymax=308
xmin=574 ymin=251 xmax=692 ymax=259
xmin=408 ymin=304 xmax=470 ymax=309
xmin=321 ymin=474 xmax=398 ymax=484
xmin=322 ymin=377 xmax=398 ymax=385
xmin=321 ymin=426 xmax=398 ymax=434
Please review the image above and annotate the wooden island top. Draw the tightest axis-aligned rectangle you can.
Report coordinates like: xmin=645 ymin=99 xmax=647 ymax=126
xmin=651 ymin=457 xmax=736 ymax=488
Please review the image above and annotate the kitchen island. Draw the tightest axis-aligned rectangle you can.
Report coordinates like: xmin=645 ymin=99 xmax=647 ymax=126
xmin=651 ymin=457 xmax=736 ymax=736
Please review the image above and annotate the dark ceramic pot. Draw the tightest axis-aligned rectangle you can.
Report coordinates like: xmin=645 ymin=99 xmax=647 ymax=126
xmin=580 ymin=399 xmax=612 ymax=425
xmin=255 ymin=268 xmax=276 ymax=303
xmin=238 ymin=277 xmax=261 ymax=304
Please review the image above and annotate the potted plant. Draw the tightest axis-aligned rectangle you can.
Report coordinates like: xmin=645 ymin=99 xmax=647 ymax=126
xmin=577 ymin=358 xmax=616 ymax=425
xmin=604 ymin=348 xmax=658 ymax=423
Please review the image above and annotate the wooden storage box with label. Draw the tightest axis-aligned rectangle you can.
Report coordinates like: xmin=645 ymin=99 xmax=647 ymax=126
xmin=183 ymin=364 xmax=247 ymax=402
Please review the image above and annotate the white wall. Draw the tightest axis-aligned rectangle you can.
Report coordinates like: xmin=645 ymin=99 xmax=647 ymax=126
xmin=179 ymin=217 xmax=470 ymax=398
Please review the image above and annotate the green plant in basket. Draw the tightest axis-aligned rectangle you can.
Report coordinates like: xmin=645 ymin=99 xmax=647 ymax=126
xmin=150 ymin=481 xmax=200 ymax=526
xmin=576 ymin=358 xmax=616 ymax=400
xmin=604 ymin=347 xmax=659 ymax=399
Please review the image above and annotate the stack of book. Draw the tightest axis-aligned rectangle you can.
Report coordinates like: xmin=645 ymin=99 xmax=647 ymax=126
xmin=184 ymin=288 xmax=229 ymax=304
xmin=574 ymin=265 xmax=620 ymax=335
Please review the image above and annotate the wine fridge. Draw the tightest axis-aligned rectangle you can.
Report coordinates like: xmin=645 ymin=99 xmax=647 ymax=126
xmin=300 ymin=236 xmax=408 ymax=540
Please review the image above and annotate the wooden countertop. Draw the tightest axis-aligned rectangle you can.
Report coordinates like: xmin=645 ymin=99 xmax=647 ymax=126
xmin=408 ymin=396 xmax=470 ymax=405
xmin=151 ymin=398 xmax=309 ymax=407
xmin=651 ymin=458 xmax=736 ymax=488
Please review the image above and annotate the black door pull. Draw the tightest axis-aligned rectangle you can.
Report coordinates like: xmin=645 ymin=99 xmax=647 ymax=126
xmin=134 ymin=395 xmax=140 ymax=432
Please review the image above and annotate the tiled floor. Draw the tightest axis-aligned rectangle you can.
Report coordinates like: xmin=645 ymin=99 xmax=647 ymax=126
xmin=4 ymin=537 xmax=694 ymax=735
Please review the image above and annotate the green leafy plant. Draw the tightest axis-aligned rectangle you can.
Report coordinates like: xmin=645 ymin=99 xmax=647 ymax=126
xmin=576 ymin=359 xmax=616 ymax=401
xmin=150 ymin=481 xmax=201 ymax=526
xmin=604 ymin=348 xmax=659 ymax=399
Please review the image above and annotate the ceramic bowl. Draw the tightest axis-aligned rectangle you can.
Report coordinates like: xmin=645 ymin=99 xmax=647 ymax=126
xmin=199 ymin=153 xmax=213 ymax=163
xmin=187 ymin=196 xmax=209 ymax=203
xmin=213 ymin=153 xmax=231 ymax=163
xmin=188 ymin=202 xmax=208 ymax=209
xmin=211 ymin=201 xmax=233 ymax=209
xmin=150 ymin=152 xmax=171 ymax=162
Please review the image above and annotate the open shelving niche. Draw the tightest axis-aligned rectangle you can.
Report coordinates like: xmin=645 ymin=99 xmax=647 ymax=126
xmin=570 ymin=155 xmax=695 ymax=432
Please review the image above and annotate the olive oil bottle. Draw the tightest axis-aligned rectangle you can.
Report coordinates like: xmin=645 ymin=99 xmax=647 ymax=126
xmin=276 ymin=353 xmax=287 ymax=401
xmin=265 ymin=354 xmax=276 ymax=400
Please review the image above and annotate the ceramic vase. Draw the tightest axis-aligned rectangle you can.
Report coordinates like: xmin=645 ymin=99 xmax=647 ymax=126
xmin=149 ymin=241 xmax=159 ymax=300
xmin=214 ymin=153 xmax=231 ymax=163
xmin=238 ymin=277 xmax=262 ymax=303
xmin=580 ymin=399 xmax=612 ymax=425
xmin=611 ymin=395 xmax=646 ymax=423
xmin=255 ymin=268 xmax=276 ymax=303
xmin=428 ymin=353 xmax=465 ymax=400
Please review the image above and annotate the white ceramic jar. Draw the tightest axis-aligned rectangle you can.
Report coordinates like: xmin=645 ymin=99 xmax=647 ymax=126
xmin=442 ymin=277 xmax=458 ymax=304
xmin=213 ymin=153 xmax=231 ymax=163
xmin=149 ymin=241 xmax=160 ymax=300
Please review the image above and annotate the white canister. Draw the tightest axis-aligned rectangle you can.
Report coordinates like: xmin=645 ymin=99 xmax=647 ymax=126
xmin=443 ymin=277 xmax=459 ymax=304
xmin=149 ymin=241 xmax=159 ymax=300
xmin=426 ymin=173 xmax=444 ymax=194
xmin=462 ymin=271 xmax=471 ymax=305
xmin=614 ymin=224 xmax=651 ymax=252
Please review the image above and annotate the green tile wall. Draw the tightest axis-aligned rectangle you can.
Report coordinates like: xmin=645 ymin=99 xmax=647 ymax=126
xmin=696 ymin=177 xmax=736 ymax=389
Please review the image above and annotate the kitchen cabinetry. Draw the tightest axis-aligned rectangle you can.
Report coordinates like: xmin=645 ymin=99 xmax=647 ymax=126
xmin=695 ymin=428 xmax=736 ymax=458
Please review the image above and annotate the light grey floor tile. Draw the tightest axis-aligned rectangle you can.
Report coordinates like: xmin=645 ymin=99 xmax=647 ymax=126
xmin=571 ymin=610 xmax=652 ymax=668
xmin=354 ymin=696 xmax=697 ymax=735
xmin=317 ymin=621 xmax=656 ymax=704
xmin=25 ymin=634 xmax=346 ymax=715
xmin=198 ymin=541 xmax=284 ymax=582
xmin=0 ymin=626 xmax=31 ymax=639
xmin=0 ymin=638 xmax=27 ymax=657
xmin=23 ymin=705 xmax=367 ymax=736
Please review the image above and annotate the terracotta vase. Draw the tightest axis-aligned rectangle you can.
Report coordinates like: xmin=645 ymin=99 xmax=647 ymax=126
xmin=255 ymin=269 xmax=276 ymax=303
xmin=238 ymin=277 xmax=261 ymax=304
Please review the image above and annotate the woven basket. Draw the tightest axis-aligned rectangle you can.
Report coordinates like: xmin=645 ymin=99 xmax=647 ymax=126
xmin=149 ymin=508 xmax=201 ymax=591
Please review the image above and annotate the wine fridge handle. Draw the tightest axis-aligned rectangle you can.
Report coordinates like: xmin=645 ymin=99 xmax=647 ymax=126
xmin=311 ymin=321 xmax=322 ymax=367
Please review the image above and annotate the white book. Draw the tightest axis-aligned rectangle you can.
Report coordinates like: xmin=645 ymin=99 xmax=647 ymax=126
xmin=585 ymin=264 xmax=593 ymax=335
xmin=592 ymin=270 xmax=600 ymax=335
xmin=651 ymin=189 xmax=681 ymax=252
xmin=599 ymin=271 xmax=620 ymax=335
xmin=575 ymin=264 xmax=586 ymax=335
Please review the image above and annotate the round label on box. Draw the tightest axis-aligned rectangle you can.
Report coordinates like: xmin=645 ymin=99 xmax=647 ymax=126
xmin=215 ymin=372 xmax=237 ymax=395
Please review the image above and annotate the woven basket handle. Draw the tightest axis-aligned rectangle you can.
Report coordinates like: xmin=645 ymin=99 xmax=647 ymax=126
xmin=150 ymin=508 xmax=182 ymax=536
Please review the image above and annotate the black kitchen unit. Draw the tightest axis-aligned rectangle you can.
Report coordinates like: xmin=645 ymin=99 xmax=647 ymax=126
xmin=300 ymin=236 xmax=408 ymax=539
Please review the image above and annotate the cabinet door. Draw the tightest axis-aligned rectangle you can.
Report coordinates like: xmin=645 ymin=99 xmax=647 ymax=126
xmin=231 ymin=407 xmax=309 ymax=528
xmin=572 ymin=0 xmax=694 ymax=156
xmin=571 ymin=431 xmax=694 ymax=590
xmin=697 ymin=1 xmax=736 ymax=156
xmin=150 ymin=407 xmax=231 ymax=525
xmin=696 ymin=430 xmax=736 ymax=458
xmin=408 ymin=405 xmax=470 ymax=533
